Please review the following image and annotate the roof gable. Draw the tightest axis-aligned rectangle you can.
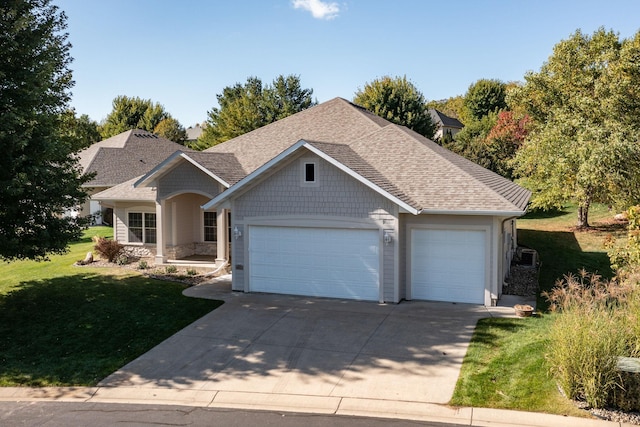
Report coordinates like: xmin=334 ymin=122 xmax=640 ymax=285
xmin=203 ymin=97 xmax=390 ymax=180
xmin=429 ymin=109 xmax=464 ymax=129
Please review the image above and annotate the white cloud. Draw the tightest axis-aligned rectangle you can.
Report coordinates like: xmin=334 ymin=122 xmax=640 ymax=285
xmin=292 ymin=0 xmax=340 ymax=20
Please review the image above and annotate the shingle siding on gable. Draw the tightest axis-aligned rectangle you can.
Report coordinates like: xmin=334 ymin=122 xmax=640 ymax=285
xmin=158 ymin=162 xmax=223 ymax=199
xmin=232 ymin=153 xmax=399 ymax=302
xmin=234 ymin=155 xmax=396 ymax=220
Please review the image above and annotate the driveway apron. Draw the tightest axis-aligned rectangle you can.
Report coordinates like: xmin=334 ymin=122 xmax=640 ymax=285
xmin=99 ymin=278 xmax=497 ymax=404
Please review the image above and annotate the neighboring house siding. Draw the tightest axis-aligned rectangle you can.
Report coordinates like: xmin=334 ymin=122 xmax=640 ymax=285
xmin=232 ymin=153 xmax=399 ymax=302
xmin=158 ymin=162 xmax=222 ymax=199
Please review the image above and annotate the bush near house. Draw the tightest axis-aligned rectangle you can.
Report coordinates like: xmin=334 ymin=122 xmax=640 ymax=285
xmin=92 ymin=236 xmax=124 ymax=262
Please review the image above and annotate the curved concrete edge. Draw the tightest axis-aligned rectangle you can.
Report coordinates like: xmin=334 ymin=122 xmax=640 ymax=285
xmin=0 ymin=387 xmax=630 ymax=427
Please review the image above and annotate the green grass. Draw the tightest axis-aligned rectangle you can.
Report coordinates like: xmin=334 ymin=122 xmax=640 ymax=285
xmin=518 ymin=203 xmax=625 ymax=309
xmin=452 ymin=203 xmax=627 ymax=416
xmin=0 ymin=227 xmax=222 ymax=386
xmin=451 ymin=316 xmax=585 ymax=417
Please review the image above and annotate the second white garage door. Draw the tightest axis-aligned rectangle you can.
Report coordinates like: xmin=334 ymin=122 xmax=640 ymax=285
xmin=410 ymin=229 xmax=486 ymax=304
xmin=248 ymin=226 xmax=380 ymax=301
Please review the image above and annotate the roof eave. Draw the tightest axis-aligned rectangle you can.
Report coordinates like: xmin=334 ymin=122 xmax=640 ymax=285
xmin=418 ymin=209 xmax=528 ymax=217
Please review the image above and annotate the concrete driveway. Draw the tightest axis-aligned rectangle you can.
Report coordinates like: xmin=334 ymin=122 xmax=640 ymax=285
xmin=98 ymin=276 xmax=522 ymax=408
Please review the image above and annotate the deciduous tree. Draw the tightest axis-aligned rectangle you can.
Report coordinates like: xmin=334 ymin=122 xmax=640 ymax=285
xmin=513 ymin=28 xmax=640 ymax=227
xmin=59 ymin=109 xmax=101 ymax=150
xmin=0 ymin=0 xmax=90 ymax=260
xmin=514 ymin=29 xmax=640 ymax=227
xmin=462 ymin=79 xmax=507 ymax=122
xmin=353 ymin=76 xmax=436 ymax=139
xmin=153 ymin=117 xmax=187 ymax=144
xmin=99 ymin=95 xmax=187 ymax=143
xmin=197 ymin=75 xmax=316 ymax=149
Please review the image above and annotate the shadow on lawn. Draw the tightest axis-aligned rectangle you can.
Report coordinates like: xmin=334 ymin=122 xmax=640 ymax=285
xmin=0 ymin=273 xmax=221 ymax=387
xmin=518 ymin=229 xmax=613 ymax=310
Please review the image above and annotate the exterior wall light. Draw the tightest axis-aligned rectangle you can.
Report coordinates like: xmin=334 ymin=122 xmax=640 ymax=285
xmin=233 ymin=226 xmax=242 ymax=240
xmin=384 ymin=231 xmax=392 ymax=245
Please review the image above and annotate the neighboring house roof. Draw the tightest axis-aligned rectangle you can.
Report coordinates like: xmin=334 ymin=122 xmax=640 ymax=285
xmin=92 ymin=176 xmax=156 ymax=202
xmin=186 ymin=124 xmax=203 ymax=141
xmin=429 ymin=109 xmax=464 ymax=129
xmin=78 ymin=129 xmax=188 ymax=187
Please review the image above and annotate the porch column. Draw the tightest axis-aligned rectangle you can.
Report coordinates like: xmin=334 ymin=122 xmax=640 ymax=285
xmin=216 ymin=208 xmax=228 ymax=265
xmin=155 ymin=200 xmax=167 ymax=264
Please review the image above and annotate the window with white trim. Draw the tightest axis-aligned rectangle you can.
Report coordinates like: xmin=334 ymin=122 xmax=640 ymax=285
xmin=301 ymin=159 xmax=319 ymax=186
xmin=204 ymin=211 xmax=217 ymax=242
xmin=304 ymin=162 xmax=315 ymax=182
xmin=128 ymin=212 xmax=156 ymax=244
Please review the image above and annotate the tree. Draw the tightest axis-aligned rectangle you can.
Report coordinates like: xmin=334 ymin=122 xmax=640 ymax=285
xmin=513 ymin=28 xmax=640 ymax=227
xmin=353 ymin=76 xmax=436 ymax=139
xmin=59 ymin=109 xmax=101 ymax=150
xmin=197 ymin=75 xmax=316 ymax=149
xmin=444 ymin=112 xmax=499 ymax=170
xmin=426 ymin=96 xmax=465 ymax=121
xmin=0 ymin=0 xmax=91 ymax=261
xmin=462 ymin=78 xmax=507 ymax=123
xmin=484 ymin=111 xmax=531 ymax=179
xmin=99 ymin=95 xmax=187 ymax=143
xmin=154 ymin=117 xmax=187 ymax=144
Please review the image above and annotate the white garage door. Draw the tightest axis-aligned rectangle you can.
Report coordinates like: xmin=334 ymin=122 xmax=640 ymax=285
xmin=249 ymin=226 xmax=380 ymax=301
xmin=410 ymin=229 xmax=486 ymax=304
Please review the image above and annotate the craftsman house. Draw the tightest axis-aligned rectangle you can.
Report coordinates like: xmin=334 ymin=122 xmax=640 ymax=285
xmin=93 ymin=98 xmax=530 ymax=306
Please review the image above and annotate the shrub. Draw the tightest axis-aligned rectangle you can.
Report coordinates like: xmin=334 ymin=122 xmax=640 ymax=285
xmin=92 ymin=236 xmax=123 ymax=263
xmin=187 ymin=268 xmax=197 ymax=276
xmin=165 ymin=265 xmax=177 ymax=274
xmin=544 ymin=271 xmax=638 ymax=408
xmin=138 ymin=260 xmax=148 ymax=270
xmin=115 ymin=254 xmax=129 ymax=265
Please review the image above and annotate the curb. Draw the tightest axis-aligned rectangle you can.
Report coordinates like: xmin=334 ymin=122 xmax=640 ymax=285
xmin=0 ymin=386 xmax=630 ymax=427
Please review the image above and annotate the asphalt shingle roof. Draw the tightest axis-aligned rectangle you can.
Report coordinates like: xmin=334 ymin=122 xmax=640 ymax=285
xmin=78 ymin=129 xmax=188 ymax=187
xmin=204 ymin=97 xmax=390 ymax=181
xmin=205 ymin=97 xmax=529 ymax=214
xmin=429 ymin=109 xmax=464 ymax=129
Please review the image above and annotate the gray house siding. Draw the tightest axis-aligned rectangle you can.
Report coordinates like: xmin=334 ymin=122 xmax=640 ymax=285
xmin=231 ymin=151 xmax=399 ymax=302
xmin=158 ymin=161 xmax=223 ymax=200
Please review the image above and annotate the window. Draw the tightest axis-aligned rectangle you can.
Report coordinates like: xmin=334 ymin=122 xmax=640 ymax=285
xmin=304 ymin=162 xmax=315 ymax=183
xmin=128 ymin=212 xmax=156 ymax=243
xmin=204 ymin=211 xmax=217 ymax=242
xmin=301 ymin=159 xmax=319 ymax=186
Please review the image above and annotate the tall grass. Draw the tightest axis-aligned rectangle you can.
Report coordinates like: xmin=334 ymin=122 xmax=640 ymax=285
xmin=544 ymin=271 xmax=638 ymax=409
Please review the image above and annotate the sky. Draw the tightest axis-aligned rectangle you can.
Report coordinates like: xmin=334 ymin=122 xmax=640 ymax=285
xmin=55 ymin=0 xmax=640 ymax=128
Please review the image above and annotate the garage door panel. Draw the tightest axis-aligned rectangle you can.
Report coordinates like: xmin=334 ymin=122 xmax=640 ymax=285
xmin=411 ymin=229 xmax=485 ymax=304
xmin=249 ymin=226 xmax=380 ymax=301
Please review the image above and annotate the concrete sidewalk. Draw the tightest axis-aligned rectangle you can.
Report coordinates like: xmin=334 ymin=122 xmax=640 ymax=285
xmin=0 ymin=276 xmax=627 ymax=426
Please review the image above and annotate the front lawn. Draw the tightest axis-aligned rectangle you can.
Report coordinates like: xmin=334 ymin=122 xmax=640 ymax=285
xmin=451 ymin=316 xmax=585 ymax=416
xmin=452 ymin=203 xmax=625 ymax=416
xmin=0 ymin=227 xmax=222 ymax=386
